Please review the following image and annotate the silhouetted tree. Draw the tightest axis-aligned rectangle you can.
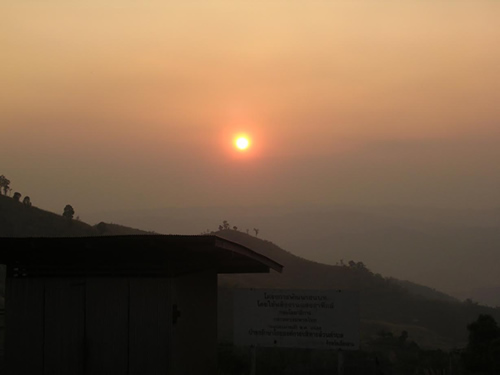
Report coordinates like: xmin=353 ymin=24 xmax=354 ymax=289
xmin=233 ymin=226 xmax=238 ymax=231
xmin=218 ymin=225 xmax=223 ymax=231
xmin=63 ymin=204 xmax=75 ymax=219
xmin=223 ymin=220 xmax=230 ymax=230
xmin=463 ymin=314 xmax=500 ymax=373
xmin=253 ymin=228 xmax=259 ymax=236
xmin=22 ymin=196 xmax=31 ymax=206
xmin=0 ymin=175 xmax=11 ymax=195
xmin=347 ymin=260 xmax=369 ymax=271
xmin=13 ymin=192 xmax=21 ymax=201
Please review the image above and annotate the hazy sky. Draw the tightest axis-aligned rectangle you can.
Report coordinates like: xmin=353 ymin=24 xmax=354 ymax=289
xmin=2 ymin=1 xmax=500 ymax=215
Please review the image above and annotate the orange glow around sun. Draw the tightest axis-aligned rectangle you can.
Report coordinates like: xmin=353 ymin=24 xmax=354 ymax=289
xmin=235 ymin=136 xmax=250 ymax=150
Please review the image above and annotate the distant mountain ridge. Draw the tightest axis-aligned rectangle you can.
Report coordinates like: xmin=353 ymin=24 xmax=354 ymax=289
xmin=215 ymin=229 xmax=500 ymax=349
xmin=83 ymin=205 xmax=500 ymax=306
xmin=217 ymin=229 xmax=455 ymax=302
xmin=2 ymin=194 xmax=500 ymax=349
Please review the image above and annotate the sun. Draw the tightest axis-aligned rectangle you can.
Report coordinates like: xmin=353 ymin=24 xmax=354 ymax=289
xmin=235 ymin=136 xmax=250 ymax=150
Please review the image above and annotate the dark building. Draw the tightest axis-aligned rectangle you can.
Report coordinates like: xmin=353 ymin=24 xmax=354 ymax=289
xmin=0 ymin=235 xmax=282 ymax=375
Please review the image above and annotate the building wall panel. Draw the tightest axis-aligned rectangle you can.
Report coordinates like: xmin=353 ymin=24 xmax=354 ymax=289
xmin=4 ymin=271 xmax=220 ymax=375
xmin=5 ymin=277 xmax=44 ymax=375
xmin=129 ymin=278 xmax=172 ymax=375
xmin=85 ymin=278 xmax=128 ymax=375
xmin=171 ymin=270 xmax=217 ymax=375
xmin=43 ymin=278 xmax=85 ymax=375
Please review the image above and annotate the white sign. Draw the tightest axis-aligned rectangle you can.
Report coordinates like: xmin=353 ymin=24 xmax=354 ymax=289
xmin=234 ymin=289 xmax=359 ymax=350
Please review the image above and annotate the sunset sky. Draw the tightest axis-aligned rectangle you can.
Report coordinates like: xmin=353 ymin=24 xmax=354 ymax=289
xmin=2 ymin=1 xmax=500 ymax=215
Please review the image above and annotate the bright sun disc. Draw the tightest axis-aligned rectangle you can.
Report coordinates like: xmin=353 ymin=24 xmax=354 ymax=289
xmin=236 ymin=137 xmax=249 ymax=150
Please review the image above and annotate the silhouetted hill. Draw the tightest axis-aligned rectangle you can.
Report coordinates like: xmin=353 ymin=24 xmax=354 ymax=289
xmin=0 ymin=196 xmax=150 ymax=305
xmin=84 ymin=205 xmax=500 ymax=305
xmin=388 ymin=278 xmax=456 ymax=303
xmin=0 ymin=194 xmax=98 ymax=237
xmin=217 ymin=229 xmax=456 ymax=300
xmin=216 ymin=229 xmax=500 ymax=349
xmin=0 ymin=195 xmax=151 ymax=238
xmin=94 ymin=221 xmax=152 ymax=236
xmin=2 ymin=195 xmax=499 ymax=350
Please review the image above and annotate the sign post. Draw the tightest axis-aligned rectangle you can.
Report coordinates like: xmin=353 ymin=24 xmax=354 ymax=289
xmin=250 ymin=346 xmax=257 ymax=375
xmin=338 ymin=350 xmax=344 ymax=375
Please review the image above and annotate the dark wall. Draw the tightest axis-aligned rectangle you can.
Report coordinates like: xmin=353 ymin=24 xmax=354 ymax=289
xmin=171 ymin=270 xmax=218 ymax=375
xmin=5 ymin=272 xmax=217 ymax=375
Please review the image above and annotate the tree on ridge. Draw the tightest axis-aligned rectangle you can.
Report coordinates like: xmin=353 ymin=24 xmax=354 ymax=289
xmin=63 ymin=204 xmax=75 ymax=219
xmin=22 ymin=196 xmax=32 ymax=206
xmin=0 ymin=175 xmax=11 ymax=195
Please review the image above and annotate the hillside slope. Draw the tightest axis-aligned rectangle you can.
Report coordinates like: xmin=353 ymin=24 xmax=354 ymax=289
xmin=216 ymin=229 xmax=500 ymax=349
xmin=92 ymin=205 xmax=500 ymax=305
xmin=1 ymin=195 xmax=499 ymax=350
xmin=0 ymin=195 xmax=152 ymax=237
xmin=0 ymin=195 xmax=151 ymax=306
xmin=0 ymin=195 xmax=98 ymax=237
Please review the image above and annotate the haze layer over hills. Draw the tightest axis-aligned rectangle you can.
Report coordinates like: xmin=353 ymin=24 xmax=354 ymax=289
xmin=84 ymin=205 xmax=500 ymax=306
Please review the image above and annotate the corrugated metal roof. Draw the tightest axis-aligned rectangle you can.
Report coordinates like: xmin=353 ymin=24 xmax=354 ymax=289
xmin=0 ymin=235 xmax=283 ymax=277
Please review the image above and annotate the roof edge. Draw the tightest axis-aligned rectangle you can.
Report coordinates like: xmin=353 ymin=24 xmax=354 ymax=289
xmin=213 ymin=236 xmax=283 ymax=273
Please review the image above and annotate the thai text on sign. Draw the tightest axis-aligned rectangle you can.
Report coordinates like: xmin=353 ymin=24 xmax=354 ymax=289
xmin=234 ymin=289 xmax=359 ymax=349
